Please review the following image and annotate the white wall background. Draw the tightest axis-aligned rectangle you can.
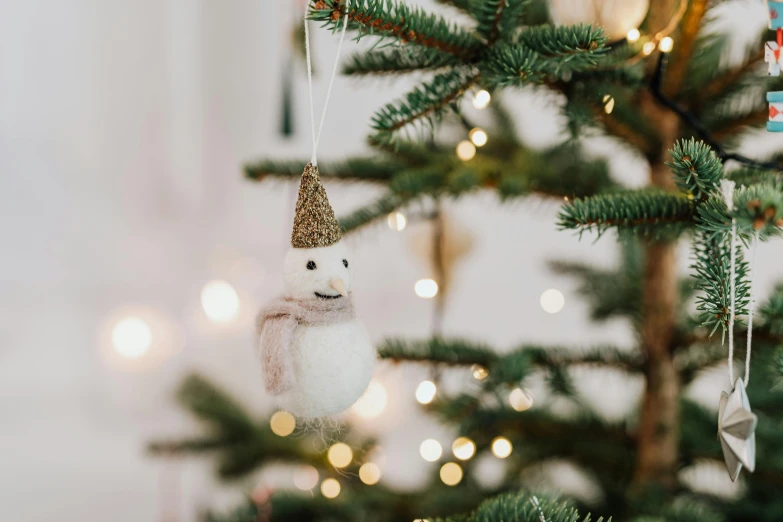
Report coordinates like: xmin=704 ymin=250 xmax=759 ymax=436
xmin=0 ymin=1 xmax=780 ymax=521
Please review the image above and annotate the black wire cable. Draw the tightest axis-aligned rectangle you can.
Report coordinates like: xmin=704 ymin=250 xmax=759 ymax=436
xmin=650 ymin=52 xmax=783 ymax=172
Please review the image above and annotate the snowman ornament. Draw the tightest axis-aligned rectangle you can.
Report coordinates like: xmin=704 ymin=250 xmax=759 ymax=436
xmin=257 ymin=163 xmax=376 ymax=419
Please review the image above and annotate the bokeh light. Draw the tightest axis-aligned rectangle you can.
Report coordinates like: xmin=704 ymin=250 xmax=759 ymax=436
xmin=415 ymin=279 xmax=439 ymax=299
xmin=359 ymin=462 xmax=382 ymax=485
xmin=387 ymin=211 xmax=407 ymax=231
xmin=270 ymin=411 xmax=296 ymax=437
xmin=452 ymin=437 xmax=476 ymax=461
xmin=491 ymin=437 xmax=513 ymax=459
xmin=327 ymin=443 xmax=353 ymax=468
xmin=540 ymin=289 xmax=565 ymax=314
xmin=415 ymin=380 xmax=437 ymax=404
xmin=456 ymin=140 xmax=476 ymax=161
xmin=293 ymin=465 xmax=319 ymax=490
xmin=626 ymin=28 xmax=640 ymax=42
xmin=469 ymin=128 xmax=488 ymax=147
xmin=111 ymin=317 xmax=152 ymax=359
xmin=472 ymin=89 xmax=491 ymax=109
xmin=321 ymin=478 xmax=341 ymax=499
xmin=659 ymin=36 xmax=674 ymax=53
xmin=352 ymin=380 xmax=388 ymax=419
xmin=440 ymin=462 xmax=463 ymax=486
xmin=471 ymin=364 xmax=488 ymax=380
xmin=420 ymin=439 xmax=443 ymax=462
xmin=509 ymin=388 xmax=534 ymax=412
xmin=200 ymin=280 xmax=239 ymax=322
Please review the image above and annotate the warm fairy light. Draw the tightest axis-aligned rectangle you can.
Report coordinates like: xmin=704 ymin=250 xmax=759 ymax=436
xmin=626 ymin=28 xmax=640 ymax=43
xmin=321 ymin=478 xmax=341 ymax=499
xmin=439 ymin=462 xmax=463 ymax=486
xmin=293 ymin=465 xmax=319 ymax=490
xmin=415 ymin=278 xmax=439 ymax=299
xmin=387 ymin=211 xmax=407 ymax=231
xmin=200 ymin=280 xmax=239 ymax=322
xmin=269 ymin=411 xmax=296 ymax=437
xmin=659 ymin=36 xmax=674 ymax=53
xmin=471 ymin=364 xmax=488 ymax=380
xmin=603 ymin=94 xmax=615 ymax=115
xmin=509 ymin=387 xmax=534 ymax=412
xmin=491 ymin=437 xmax=513 ymax=459
xmin=452 ymin=437 xmax=476 ymax=461
xmin=469 ymin=128 xmax=488 ymax=147
xmin=472 ymin=89 xmax=491 ymax=109
xmin=642 ymin=41 xmax=656 ymax=56
xmin=327 ymin=443 xmax=353 ymax=468
xmin=359 ymin=462 xmax=382 ymax=485
xmin=352 ymin=379 xmax=388 ymax=419
xmin=415 ymin=380 xmax=437 ymax=404
xmin=420 ymin=439 xmax=443 ymax=462
xmin=540 ymin=289 xmax=565 ymax=314
xmin=111 ymin=317 xmax=152 ymax=359
xmin=456 ymin=140 xmax=476 ymax=161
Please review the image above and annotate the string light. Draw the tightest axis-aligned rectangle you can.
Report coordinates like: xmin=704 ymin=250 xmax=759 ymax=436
xmin=452 ymin=437 xmax=476 ymax=461
xmin=320 ymin=478 xmax=341 ymax=499
xmin=269 ymin=411 xmax=296 ymax=437
xmin=439 ymin=462 xmax=463 ymax=486
xmin=659 ymin=36 xmax=674 ymax=53
xmin=387 ymin=211 xmax=407 ymax=231
xmin=626 ymin=28 xmax=640 ymax=43
xmin=509 ymin=387 xmax=534 ymax=412
xmin=415 ymin=278 xmax=439 ymax=299
xmin=293 ymin=465 xmax=319 ymax=490
xmin=472 ymin=89 xmax=491 ymax=109
xmin=642 ymin=41 xmax=656 ymax=56
xmin=415 ymin=380 xmax=437 ymax=404
xmin=456 ymin=140 xmax=476 ymax=161
xmin=471 ymin=364 xmax=488 ymax=380
xmin=540 ymin=289 xmax=565 ymax=314
xmin=469 ymin=128 xmax=488 ymax=147
xmin=491 ymin=437 xmax=513 ymax=459
xmin=420 ymin=439 xmax=443 ymax=462
xmin=200 ymin=280 xmax=239 ymax=322
xmin=327 ymin=443 xmax=353 ymax=468
xmin=111 ymin=317 xmax=152 ymax=359
xmin=602 ymin=94 xmax=615 ymax=115
xmin=359 ymin=463 xmax=382 ymax=485
xmin=352 ymin=379 xmax=388 ymax=419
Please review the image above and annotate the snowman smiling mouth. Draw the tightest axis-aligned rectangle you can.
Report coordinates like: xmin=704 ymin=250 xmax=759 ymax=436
xmin=315 ymin=278 xmax=348 ymax=300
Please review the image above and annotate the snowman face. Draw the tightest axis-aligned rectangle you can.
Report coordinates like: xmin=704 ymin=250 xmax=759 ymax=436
xmin=282 ymin=241 xmax=354 ymax=300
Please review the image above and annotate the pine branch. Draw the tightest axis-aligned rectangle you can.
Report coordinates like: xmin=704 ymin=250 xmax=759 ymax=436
xmin=434 ymin=492 xmax=607 ymax=522
xmin=517 ymin=24 xmax=608 ymax=73
xmin=698 ymin=186 xmax=783 ymax=238
xmin=479 ymin=44 xmax=544 ymax=88
xmin=691 ymin=229 xmax=750 ymax=336
xmin=701 ymin=48 xmax=764 ymax=101
xmin=244 ymin=158 xmax=402 ymax=182
xmin=379 ymin=337 xmax=497 ymax=366
xmin=343 ymin=46 xmax=460 ymax=76
xmin=309 ymin=0 xmax=482 ymax=58
xmin=472 ymin=0 xmax=527 ymax=46
xmin=667 ymin=138 xmax=724 ymax=200
xmin=338 ymin=192 xmax=409 ymax=233
xmin=371 ymin=69 xmax=477 ymax=145
xmin=558 ymin=191 xmax=695 ymax=238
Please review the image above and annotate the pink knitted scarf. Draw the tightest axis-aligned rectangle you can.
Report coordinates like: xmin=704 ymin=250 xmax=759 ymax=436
xmin=257 ymin=295 xmax=355 ymax=394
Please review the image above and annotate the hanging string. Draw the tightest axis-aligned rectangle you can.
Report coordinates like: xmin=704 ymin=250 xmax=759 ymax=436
xmin=745 ymin=230 xmax=760 ymax=386
xmin=721 ymin=180 xmax=737 ymax=386
xmin=303 ymin=1 xmax=351 ymax=165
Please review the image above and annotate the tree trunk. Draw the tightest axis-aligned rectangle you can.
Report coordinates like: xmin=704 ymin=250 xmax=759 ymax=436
xmin=632 ymin=89 xmax=681 ymax=489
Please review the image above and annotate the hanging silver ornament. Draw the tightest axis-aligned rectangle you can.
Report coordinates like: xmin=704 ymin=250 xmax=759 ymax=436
xmin=718 ymin=377 xmax=757 ymax=482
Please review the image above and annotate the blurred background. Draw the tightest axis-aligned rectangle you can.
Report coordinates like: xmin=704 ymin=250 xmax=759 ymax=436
xmin=2 ymin=1 xmax=782 ymax=521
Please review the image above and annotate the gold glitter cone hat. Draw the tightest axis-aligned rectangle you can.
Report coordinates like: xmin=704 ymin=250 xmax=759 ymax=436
xmin=291 ymin=163 xmax=342 ymax=248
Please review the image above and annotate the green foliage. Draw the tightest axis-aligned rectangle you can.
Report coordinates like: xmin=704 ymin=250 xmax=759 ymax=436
xmin=760 ymin=284 xmax=783 ymax=337
xmin=517 ymin=24 xmax=607 ymax=73
xmin=244 ymin=158 xmax=403 ymax=182
xmin=691 ymin=230 xmax=750 ymax=336
xmin=371 ymin=69 xmax=476 ymax=145
xmin=479 ymin=44 xmax=544 ymax=88
xmin=558 ymin=190 xmax=694 ymax=238
xmin=668 ymin=138 xmax=724 ymax=200
xmin=471 ymin=0 xmax=528 ymax=45
xmin=435 ymin=492 xmax=606 ymax=522
xmin=309 ymin=0 xmax=482 ymax=57
xmin=343 ymin=46 xmax=460 ymax=76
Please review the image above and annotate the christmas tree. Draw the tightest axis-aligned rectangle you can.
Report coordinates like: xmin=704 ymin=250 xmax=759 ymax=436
xmin=151 ymin=1 xmax=783 ymax=521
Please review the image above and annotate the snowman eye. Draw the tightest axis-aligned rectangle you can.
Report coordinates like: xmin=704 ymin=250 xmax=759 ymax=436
xmin=343 ymin=259 xmax=349 ymax=268
xmin=306 ymin=260 xmax=316 ymax=270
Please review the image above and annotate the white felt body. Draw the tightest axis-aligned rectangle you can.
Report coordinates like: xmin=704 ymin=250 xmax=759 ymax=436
xmin=277 ymin=319 xmax=375 ymax=418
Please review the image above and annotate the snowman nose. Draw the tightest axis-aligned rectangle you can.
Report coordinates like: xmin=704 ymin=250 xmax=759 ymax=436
xmin=330 ymin=278 xmax=347 ymax=297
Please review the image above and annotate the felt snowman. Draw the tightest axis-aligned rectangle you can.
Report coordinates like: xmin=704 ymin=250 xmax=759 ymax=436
xmin=257 ymin=163 xmax=376 ymax=419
